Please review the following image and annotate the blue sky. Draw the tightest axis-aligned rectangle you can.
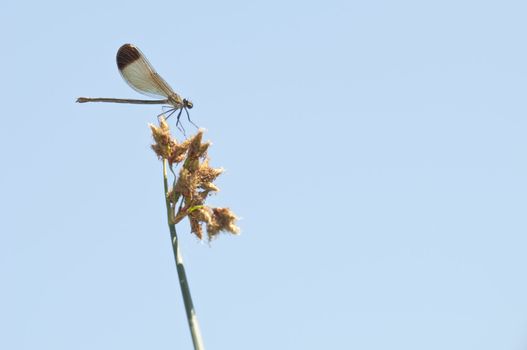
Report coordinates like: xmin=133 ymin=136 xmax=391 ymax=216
xmin=1 ymin=0 xmax=527 ymax=349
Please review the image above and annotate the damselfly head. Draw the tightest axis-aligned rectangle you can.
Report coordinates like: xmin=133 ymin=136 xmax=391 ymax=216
xmin=183 ymin=99 xmax=194 ymax=109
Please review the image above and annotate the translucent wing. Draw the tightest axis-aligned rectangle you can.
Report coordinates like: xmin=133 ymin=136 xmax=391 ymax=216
xmin=116 ymin=44 xmax=176 ymax=99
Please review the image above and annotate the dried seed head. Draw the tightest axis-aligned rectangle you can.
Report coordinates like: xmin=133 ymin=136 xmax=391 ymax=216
xmin=184 ymin=158 xmax=201 ymax=172
xmin=152 ymin=120 xmax=239 ymax=241
xmin=168 ymin=138 xmax=192 ymax=165
xmin=174 ymin=168 xmax=197 ymax=199
xmin=196 ymin=159 xmax=223 ymax=192
xmin=186 ymin=130 xmax=209 ymax=161
xmin=189 ymin=217 xmax=203 ymax=239
xmin=207 ymin=207 xmax=240 ymax=239
xmin=150 ymin=119 xmax=196 ymax=165
xmin=150 ymin=121 xmax=176 ymax=159
xmin=189 ymin=206 xmax=212 ymax=224
xmin=199 ymin=142 xmax=210 ymax=156
xmin=200 ymin=182 xmax=220 ymax=192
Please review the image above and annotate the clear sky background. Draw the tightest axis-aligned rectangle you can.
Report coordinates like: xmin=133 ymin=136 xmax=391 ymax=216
xmin=1 ymin=0 xmax=526 ymax=349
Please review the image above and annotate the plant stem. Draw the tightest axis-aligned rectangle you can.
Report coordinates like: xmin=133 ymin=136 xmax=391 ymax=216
xmin=163 ymin=158 xmax=205 ymax=350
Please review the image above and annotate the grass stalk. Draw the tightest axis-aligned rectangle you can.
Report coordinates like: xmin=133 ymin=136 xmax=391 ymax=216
xmin=163 ymin=158 xmax=205 ymax=350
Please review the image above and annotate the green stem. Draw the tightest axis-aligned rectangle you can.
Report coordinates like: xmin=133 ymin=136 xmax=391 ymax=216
xmin=163 ymin=159 xmax=205 ymax=350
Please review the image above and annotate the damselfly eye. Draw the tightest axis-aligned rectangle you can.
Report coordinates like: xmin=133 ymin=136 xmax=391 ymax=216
xmin=184 ymin=99 xmax=193 ymax=109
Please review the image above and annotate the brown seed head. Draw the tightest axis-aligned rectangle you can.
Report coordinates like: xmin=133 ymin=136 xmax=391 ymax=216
xmin=207 ymin=207 xmax=240 ymax=239
xmin=168 ymin=137 xmax=192 ymax=165
xmin=196 ymin=159 xmax=224 ymax=192
xmin=174 ymin=168 xmax=197 ymax=199
xmin=189 ymin=217 xmax=203 ymax=239
xmin=149 ymin=120 xmax=176 ymax=159
xmin=151 ymin=121 xmax=239 ymax=240
xmin=186 ymin=130 xmax=209 ymax=161
xmin=150 ymin=119 xmax=197 ymax=165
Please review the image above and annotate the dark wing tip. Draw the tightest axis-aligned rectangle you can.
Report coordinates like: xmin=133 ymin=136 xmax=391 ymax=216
xmin=116 ymin=43 xmax=142 ymax=70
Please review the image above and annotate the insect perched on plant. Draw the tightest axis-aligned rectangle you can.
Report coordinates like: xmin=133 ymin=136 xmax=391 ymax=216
xmin=77 ymin=43 xmax=195 ymax=130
